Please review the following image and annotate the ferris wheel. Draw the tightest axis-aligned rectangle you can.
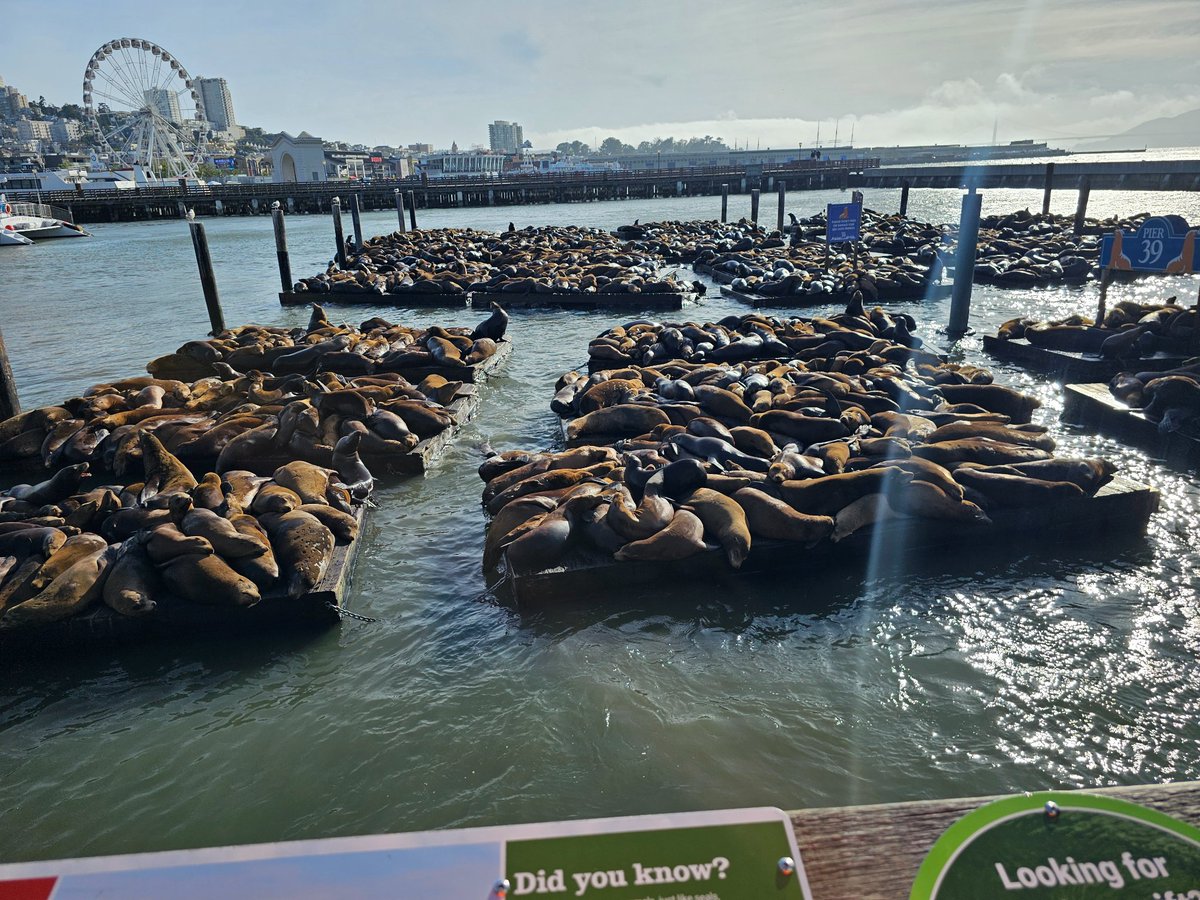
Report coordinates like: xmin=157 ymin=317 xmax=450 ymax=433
xmin=82 ymin=38 xmax=208 ymax=180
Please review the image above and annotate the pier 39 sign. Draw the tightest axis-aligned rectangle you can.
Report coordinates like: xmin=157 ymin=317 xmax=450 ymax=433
xmin=910 ymin=792 xmax=1200 ymax=900
xmin=1100 ymin=215 xmax=1196 ymax=274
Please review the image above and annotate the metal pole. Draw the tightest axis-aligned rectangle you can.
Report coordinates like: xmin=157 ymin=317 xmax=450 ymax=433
xmin=349 ymin=193 xmax=364 ymax=249
xmin=720 ymin=183 xmax=728 ymax=223
xmin=899 ymin=180 xmax=910 ymax=217
xmin=188 ymin=221 xmax=226 ymax=335
xmin=406 ymin=190 xmax=418 ymax=230
xmin=271 ymin=207 xmax=292 ymax=293
xmin=947 ymin=189 xmax=982 ymax=336
xmin=0 ymin=326 xmax=20 ymax=421
xmin=394 ymin=188 xmax=407 ymax=233
xmin=750 ymin=189 xmax=760 ymax=226
xmin=776 ymin=180 xmax=786 ymax=232
xmin=331 ymin=197 xmax=346 ymax=268
xmin=1042 ymin=162 xmax=1055 ymax=216
xmin=1073 ymin=176 xmax=1091 ymax=236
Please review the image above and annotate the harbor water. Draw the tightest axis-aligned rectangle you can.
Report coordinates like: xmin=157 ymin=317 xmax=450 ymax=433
xmin=1 ymin=187 xmax=1199 ymax=863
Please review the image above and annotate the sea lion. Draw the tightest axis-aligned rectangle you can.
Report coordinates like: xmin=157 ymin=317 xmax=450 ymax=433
xmin=143 ymin=523 xmax=214 ymax=564
xmin=6 ymin=463 xmax=91 ymax=506
xmin=160 ymin=552 xmax=261 ymax=607
xmin=332 ymin=431 xmax=374 ymax=500
xmin=728 ymin=426 xmax=777 ymax=458
xmin=215 ymin=423 xmax=279 ymax=474
xmin=831 ymin=492 xmax=903 ymax=541
xmin=982 ymin=457 xmax=1115 ymax=492
xmin=694 ymin=385 xmax=754 ymax=423
xmin=889 ymin=480 xmax=990 ymax=524
xmin=192 ymin=472 xmax=227 ymax=511
xmin=139 ymin=432 xmax=198 ymax=504
xmin=471 ymin=302 xmax=509 ymax=342
xmin=952 ymin=468 xmax=1086 ymax=507
xmin=778 ymin=467 xmax=911 ymax=516
xmin=670 ymin=433 xmax=769 ymax=473
xmin=751 ymin=410 xmax=850 ymax=445
xmin=0 ymin=527 xmax=67 ymax=560
xmin=176 ymin=498 xmax=269 ymax=559
xmin=2 ymin=533 xmax=109 ymax=610
xmin=250 ymin=484 xmax=303 ymax=516
xmin=644 ymin=457 xmax=708 ymax=501
xmin=927 ymin=421 xmax=1055 ymax=451
xmin=566 ymin=405 xmax=672 ymax=441
xmin=935 ymin=384 xmax=1040 ymax=424
xmin=99 ymin=506 xmax=172 ymax=542
xmin=605 ymin=486 xmax=674 ymax=542
xmin=1 ymin=544 xmax=112 ymax=627
xmin=485 ymin=495 xmax=559 ymax=566
xmin=296 ymin=503 xmax=358 ymax=544
xmin=486 ymin=463 xmax=619 ymax=516
xmin=226 ymin=514 xmax=279 ymax=588
xmin=504 ymin=505 xmax=574 ymax=574
xmin=768 ymin=444 xmax=826 ymax=483
xmin=273 ymin=461 xmax=339 ymax=506
xmin=682 ymin=487 xmax=751 ymax=568
xmin=913 ymin=438 xmax=1051 ymax=468
xmin=260 ymin=509 xmax=336 ymax=598
xmin=613 ymin=509 xmax=707 ymax=562
xmin=102 ymin=540 xmax=160 ymax=616
xmin=733 ymin=487 xmax=834 ymax=544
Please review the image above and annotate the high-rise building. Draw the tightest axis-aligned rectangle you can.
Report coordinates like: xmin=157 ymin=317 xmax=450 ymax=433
xmin=196 ymin=77 xmax=241 ymax=136
xmin=143 ymin=88 xmax=182 ymax=123
xmin=16 ymin=120 xmax=52 ymax=141
xmin=51 ymin=119 xmax=83 ymax=143
xmin=488 ymin=120 xmax=523 ymax=154
xmin=0 ymin=81 xmax=29 ymax=120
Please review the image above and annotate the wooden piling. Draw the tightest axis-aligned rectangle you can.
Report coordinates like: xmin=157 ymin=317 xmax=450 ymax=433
xmin=1073 ymin=176 xmax=1091 ymax=235
xmin=349 ymin=193 xmax=364 ymax=249
xmin=720 ymin=184 xmax=729 ymax=223
xmin=406 ymin=190 xmax=418 ymax=230
xmin=187 ymin=221 xmax=226 ymax=335
xmin=1042 ymin=162 xmax=1055 ymax=215
xmin=750 ymin=189 xmax=760 ymax=225
xmin=776 ymin=180 xmax=786 ymax=232
xmin=948 ymin=189 xmax=983 ymax=336
xmin=0 ymin=326 xmax=21 ymax=421
xmin=899 ymin=180 xmax=910 ymax=217
xmin=393 ymin=189 xmax=407 ymax=233
xmin=331 ymin=197 xmax=347 ymax=268
xmin=271 ymin=207 xmax=293 ymax=293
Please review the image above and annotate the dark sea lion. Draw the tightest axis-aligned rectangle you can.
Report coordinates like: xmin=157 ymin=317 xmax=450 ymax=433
xmin=3 ymin=533 xmax=108 ymax=609
xmin=682 ymin=487 xmax=751 ymax=568
xmin=768 ymin=444 xmax=826 ymax=483
xmin=984 ymin=457 xmax=1114 ymax=492
xmin=160 ymin=552 xmax=261 ymax=607
xmin=733 ymin=487 xmax=834 ymax=544
xmin=139 ymin=432 xmax=198 ymax=504
xmin=644 ymin=457 xmax=708 ymax=500
xmin=7 ymin=463 xmax=91 ymax=507
xmin=605 ymin=486 xmax=674 ymax=542
xmin=332 ymin=431 xmax=375 ymax=500
xmin=613 ymin=509 xmax=707 ymax=561
xmin=889 ymin=480 xmax=990 ymax=524
xmin=936 ymin=384 xmax=1040 ymax=424
xmin=0 ymin=527 xmax=67 ymax=560
xmin=952 ymin=468 xmax=1086 ymax=507
xmin=670 ymin=433 xmax=769 ymax=473
xmin=778 ymin=467 xmax=912 ymax=516
xmin=99 ymin=506 xmax=172 ymax=542
xmin=192 ymin=472 xmax=226 ymax=511
xmin=296 ymin=503 xmax=358 ymax=544
xmin=102 ymin=540 xmax=160 ymax=616
xmin=471 ymin=302 xmax=509 ymax=342
xmin=261 ymin=509 xmax=336 ymax=598
xmin=751 ymin=410 xmax=850 ymax=445
xmin=1 ymin=544 xmax=112 ymax=627
xmin=832 ymin=492 xmax=903 ymax=542
xmin=250 ymin=484 xmax=303 ymax=516
xmin=215 ymin=423 xmax=280 ymax=474
xmin=913 ymin=438 xmax=1051 ymax=467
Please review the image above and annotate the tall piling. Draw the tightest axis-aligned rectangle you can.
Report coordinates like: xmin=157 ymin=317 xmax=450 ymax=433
xmin=899 ymin=180 xmax=910 ymax=217
xmin=349 ymin=193 xmax=364 ymax=249
xmin=1042 ymin=163 xmax=1055 ymax=215
xmin=271 ymin=207 xmax=293 ymax=293
xmin=0 ymin=327 xmax=20 ymax=421
xmin=1073 ymin=176 xmax=1092 ymax=236
xmin=406 ymin=190 xmax=418 ymax=230
xmin=188 ymin=221 xmax=226 ymax=335
xmin=721 ymin=184 xmax=729 ymax=223
xmin=331 ymin=197 xmax=347 ymax=267
xmin=394 ymin=189 xmax=407 ymax=233
xmin=776 ymin=181 xmax=786 ymax=232
xmin=947 ymin=189 xmax=983 ymax=336
xmin=750 ymin=189 xmax=760 ymax=226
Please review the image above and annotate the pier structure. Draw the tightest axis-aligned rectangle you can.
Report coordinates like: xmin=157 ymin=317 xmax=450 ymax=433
xmin=861 ymin=158 xmax=1200 ymax=191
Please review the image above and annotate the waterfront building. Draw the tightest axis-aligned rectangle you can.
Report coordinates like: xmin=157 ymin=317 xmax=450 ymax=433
xmin=270 ymin=131 xmax=328 ymax=183
xmin=488 ymin=120 xmax=523 ymax=154
xmin=417 ymin=151 xmax=507 ymax=178
xmin=324 ymin=148 xmax=369 ymax=180
xmin=143 ymin=88 xmax=182 ymax=124
xmin=195 ymin=77 xmax=243 ymax=138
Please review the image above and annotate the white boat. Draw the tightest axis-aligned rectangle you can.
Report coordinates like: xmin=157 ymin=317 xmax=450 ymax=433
xmin=0 ymin=194 xmax=91 ymax=244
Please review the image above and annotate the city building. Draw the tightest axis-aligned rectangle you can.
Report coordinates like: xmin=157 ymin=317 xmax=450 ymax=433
xmin=143 ymin=88 xmax=182 ymax=124
xmin=0 ymin=81 xmax=30 ymax=120
xmin=16 ymin=119 xmax=52 ymax=142
xmin=270 ymin=131 xmax=328 ymax=182
xmin=488 ymin=120 xmax=523 ymax=154
xmin=417 ymin=151 xmax=508 ymax=178
xmin=324 ymin=148 xmax=369 ymax=180
xmin=196 ymin=77 xmax=243 ymax=139
xmin=50 ymin=119 xmax=82 ymax=144
xmin=407 ymin=143 xmax=433 ymax=154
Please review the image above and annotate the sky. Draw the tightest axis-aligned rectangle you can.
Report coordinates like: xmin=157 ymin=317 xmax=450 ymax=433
xmin=3 ymin=0 xmax=1200 ymax=151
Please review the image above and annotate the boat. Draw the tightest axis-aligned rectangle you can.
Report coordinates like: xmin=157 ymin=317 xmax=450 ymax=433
xmin=0 ymin=194 xmax=91 ymax=244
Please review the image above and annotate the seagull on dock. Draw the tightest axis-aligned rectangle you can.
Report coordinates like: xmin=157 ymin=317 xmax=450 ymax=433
xmin=185 ymin=208 xmax=196 ymax=221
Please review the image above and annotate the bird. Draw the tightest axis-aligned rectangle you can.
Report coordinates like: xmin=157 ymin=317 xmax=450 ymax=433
xmin=185 ymin=208 xmax=195 ymax=221
xmin=271 ymin=200 xmax=280 ymax=210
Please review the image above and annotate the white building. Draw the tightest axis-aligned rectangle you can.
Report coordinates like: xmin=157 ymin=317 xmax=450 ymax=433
xmin=488 ymin=120 xmax=523 ymax=154
xmin=418 ymin=151 xmax=507 ymax=177
xmin=196 ymin=77 xmax=243 ymax=139
xmin=50 ymin=119 xmax=82 ymax=143
xmin=270 ymin=131 xmax=327 ymax=183
xmin=16 ymin=119 xmax=51 ymax=141
xmin=143 ymin=88 xmax=182 ymax=124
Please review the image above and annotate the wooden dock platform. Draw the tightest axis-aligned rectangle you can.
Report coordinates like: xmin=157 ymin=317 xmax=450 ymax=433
xmin=1062 ymin=382 xmax=1200 ymax=466
xmin=983 ymin=335 xmax=1191 ymax=382
xmin=789 ymin=781 xmax=1200 ymax=899
xmin=0 ymin=505 xmax=367 ymax=658
xmin=468 ymin=290 xmax=695 ymax=311
xmin=494 ymin=476 xmax=1158 ymax=605
xmin=384 ymin=337 xmax=512 ymax=386
xmin=279 ymin=290 xmax=468 ymax=308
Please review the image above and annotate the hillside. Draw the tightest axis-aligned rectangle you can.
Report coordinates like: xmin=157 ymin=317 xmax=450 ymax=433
xmin=1074 ymin=107 xmax=1200 ymax=151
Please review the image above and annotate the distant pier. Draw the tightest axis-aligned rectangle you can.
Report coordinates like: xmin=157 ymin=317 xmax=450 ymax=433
xmin=862 ymin=158 xmax=1200 ymax=191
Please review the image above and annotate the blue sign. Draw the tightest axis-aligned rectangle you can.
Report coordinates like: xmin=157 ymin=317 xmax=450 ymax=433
xmin=1100 ymin=215 xmax=1195 ymax=273
xmin=826 ymin=202 xmax=862 ymax=242
xmin=211 ymin=157 xmax=236 ymax=170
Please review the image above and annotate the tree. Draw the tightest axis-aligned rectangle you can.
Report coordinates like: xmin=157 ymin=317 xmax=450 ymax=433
xmin=598 ymin=137 xmax=632 ymax=156
xmin=555 ymin=140 xmax=590 ymax=156
xmin=195 ymin=162 xmax=224 ymax=180
xmin=58 ymin=104 xmax=85 ymax=121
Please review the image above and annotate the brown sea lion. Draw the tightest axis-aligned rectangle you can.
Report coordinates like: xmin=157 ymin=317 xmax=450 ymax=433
xmin=832 ymin=492 xmax=904 ymax=542
xmin=250 ymin=484 xmax=303 ymax=516
xmin=927 ymin=422 xmax=1055 ymax=451
xmin=913 ymin=439 xmax=1051 ymax=468
xmin=139 ymin=432 xmax=198 ymax=504
xmin=682 ymin=487 xmax=751 ymax=569
xmin=889 ymin=480 xmax=990 ymax=524
xmin=935 ymin=384 xmax=1040 ymax=424
xmin=102 ymin=541 xmax=160 ymax=616
xmin=3 ymin=533 xmax=109 ymax=610
xmin=143 ymin=524 xmax=213 ymax=564
xmin=613 ymin=509 xmax=707 ymax=562
xmin=160 ymin=552 xmax=261 ymax=607
xmin=296 ymin=504 xmax=358 ymax=544
xmin=7 ymin=463 xmax=91 ymax=506
xmin=733 ymin=487 xmax=834 ymax=544
xmin=226 ymin=514 xmax=279 ymax=588
xmin=728 ymin=426 xmax=777 ymax=458
xmin=273 ymin=461 xmax=339 ymax=507
xmin=1 ymin=544 xmax=112 ymax=627
xmin=604 ymin=486 xmax=674 ymax=542
xmin=260 ymin=510 xmax=336 ymax=598
xmin=778 ymin=467 xmax=911 ymax=516
xmin=566 ymin=405 xmax=672 ymax=441
xmin=952 ymin=468 xmax=1086 ymax=507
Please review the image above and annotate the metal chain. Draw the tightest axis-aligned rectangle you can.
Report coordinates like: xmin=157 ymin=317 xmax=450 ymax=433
xmin=325 ymin=601 xmax=381 ymax=623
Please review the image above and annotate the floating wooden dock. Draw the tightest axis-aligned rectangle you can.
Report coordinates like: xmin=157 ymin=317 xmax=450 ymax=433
xmin=494 ymin=476 xmax=1158 ymax=604
xmin=468 ymin=290 xmax=695 ymax=311
xmin=789 ymin=781 xmax=1200 ymax=899
xmin=1062 ymin=382 xmax=1200 ymax=466
xmin=279 ymin=290 xmax=468 ymax=308
xmin=983 ymin=335 xmax=1191 ymax=382
xmin=383 ymin=338 xmax=513 ymax=386
xmin=0 ymin=505 xmax=367 ymax=658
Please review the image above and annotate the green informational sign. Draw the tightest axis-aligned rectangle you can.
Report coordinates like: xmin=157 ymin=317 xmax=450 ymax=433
xmin=505 ymin=809 xmax=808 ymax=899
xmin=911 ymin=792 xmax=1200 ymax=899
